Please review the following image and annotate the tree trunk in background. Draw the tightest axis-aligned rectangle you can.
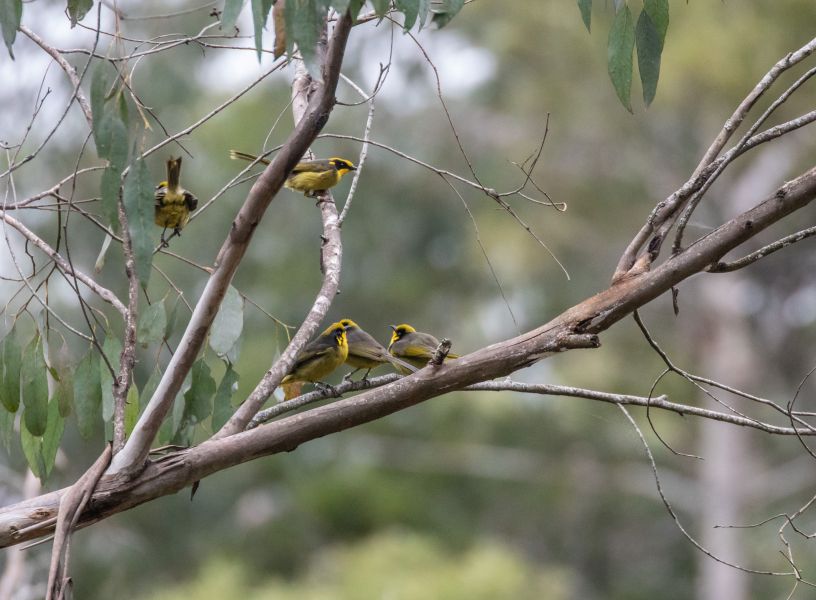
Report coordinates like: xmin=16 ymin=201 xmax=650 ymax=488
xmin=695 ymin=277 xmax=752 ymax=600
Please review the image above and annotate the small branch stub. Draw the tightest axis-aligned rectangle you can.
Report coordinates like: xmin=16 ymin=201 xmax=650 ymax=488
xmin=430 ymin=339 xmax=452 ymax=366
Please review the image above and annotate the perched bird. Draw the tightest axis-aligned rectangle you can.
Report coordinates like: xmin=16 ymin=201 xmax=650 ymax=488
xmin=230 ymin=150 xmax=356 ymax=196
xmin=154 ymin=156 xmax=198 ymax=247
xmin=388 ymin=324 xmax=460 ymax=373
xmin=281 ymin=321 xmax=349 ymax=399
xmin=338 ymin=318 xmax=417 ymax=380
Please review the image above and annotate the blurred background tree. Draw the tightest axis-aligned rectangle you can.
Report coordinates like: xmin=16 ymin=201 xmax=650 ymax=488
xmin=2 ymin=1 xmax=816 ymax=599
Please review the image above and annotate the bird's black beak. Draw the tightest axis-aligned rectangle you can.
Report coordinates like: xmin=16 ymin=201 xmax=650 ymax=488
xmin=389 ymin=325 xmax=397 ymax=331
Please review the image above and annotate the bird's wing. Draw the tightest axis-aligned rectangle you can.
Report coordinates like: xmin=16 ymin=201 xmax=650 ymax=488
xmin=291 ymin=160 xmax=332 ymax=174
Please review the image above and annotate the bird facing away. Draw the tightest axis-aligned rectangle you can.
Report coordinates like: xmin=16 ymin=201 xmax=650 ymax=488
xmin=154 ymin=156 xmax=198 ymax=247
xmin=388 ymin=324 xmax=460 ymax=373
xmin=229 ymin=150 xmax=356 ymax=196
xmin=339 ymin=318 xmax=417 ymax=379
xmin=281 ymin=322 xmax=349 ymax=401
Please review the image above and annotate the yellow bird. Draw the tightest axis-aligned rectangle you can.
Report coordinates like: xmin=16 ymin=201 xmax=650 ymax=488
xmin=281 ymin=322 xmax=349 ymax=399
xmin=154 ymin=156 xmax=198 ymax=247
xmin=339 ymin=318 xmax=417 ymax=380
xmin=230 ymin=150 xmax=356 ymax=196
xmin=388 ymin=324 xmax=460 ymax=373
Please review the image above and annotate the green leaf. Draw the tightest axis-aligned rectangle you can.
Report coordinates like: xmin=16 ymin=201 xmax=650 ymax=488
xmin=186 ymin=359 xmax=216 ymax=423
xmin=332 ymin=0 xmax=363 ymax=17
xmin=124 ymin=383 xmax=139 ymax=435
xmin=123 ymin=156 xmax=155 ymax=287
xmin=137 ymin=300 xmax=167 ymax=348
xmin=0 ymin=329 xmax=21 ymax=413
xmin=576 ymin=0 xmax=591 ymax=32
xmin=165 ymin=297 xmax=183 ymax=340
xmin=100 ymin=335 xmax=121 ymax=423
xmin=21 ymin=397 xmax=63 ymax=482
xmin=636 ymin=9 xmax=662 ymax=106
xmin=643 ymin=0 xmax=668 ymax=41
xmin=371 ymin=0 xmax=389 ymax=17
xmin=209 ymin=285 xmax=244 ymax=358
xmin=90 ymin=62 xmax=112 ymax=133
xmin=284 ymin=0 xmax=330 ymax=76
xmin=607 ymin=4 xmax=634 ymax=112
xmin=52 ymin=342 xmax=74 ymax=417
xmin=100 ymin=166 xmax=122 ymax=230
xmin=141 ymin=367 xmax=161 ymax=405
xmin=221 ymin=0 xmax=244 ymax=30
xmin=212 ymin=363 xmax=239 ymax=431
xmin=0 ymin=0 xmax=22 ymax=59
xmin=95 ymin=105 xmax=128 ymax=166
xmin=431 ymin=0 xmax=462 ymax=29
xmin=67 ymin=0 xmax=93 ymax=27
xmin=0 ymin=406 xmax=13 ymax=452
xmin=251 ymin=0 xmax=273 ymax=61
xmin=74 ymin=349 xmax=102 ymax=439
xmin=21 ymin=333 xmax=48 ymax=437
xmin=395 ymin=0 xmax=418 ymax=30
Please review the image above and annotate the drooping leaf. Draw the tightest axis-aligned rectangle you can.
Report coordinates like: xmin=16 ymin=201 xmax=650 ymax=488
xmin=137 ymin=299 xmax=167 ymax=348
xmin=643 ymin=0 xmax=668 ymax=41
xmin=431 ymin=0 xmax=462 ymax=29
xmin=185 ymin=359 xmax=216 ymax=423
xmin=212 ymin=363 xmax=239 ymax=431
xmin=607 ymin=3 xmax=634 ymax=112
xmin=165 ymin=296 xmax=183 ymax=340
xmin=20 ymin=397 xmax=63 ymax=482
xmin=123 ymin=155 xmax=155 ymax=286
xmin=331 ymin=0 xmax=364 ymax=18
xmin=97 ymin=108 xmax=128 ymax=229
xmin=635 ymin=10 xmax=661 ymax=106
xmin=95 ymin=105 xmax=128 ymax=166
xmin=251 ymin=0 xmax=273 ymax=61
xmin=371 ymin=0 xmax=389 ymax=18
xmin=0 ymin=0 xmax=22 ymax=59
xmin=394 ymin=0 xmax=418 ymax=30
xmin=90 ymin=62 xmax=112 ymax=133
xmin=21 ymin=333 xmax=48 ymax=437
xmin=74 ymin=349 xmax=102 ymax=439
xmin=284 ymin=0 xmax=331 ymax=76
xmin=0 ymin=405 xmax=13 ymax=451
xmin=100 ymin=334 xmax=122 ymax=423
xmin=209 ymin=285 xmax=244 ymax=358
xmin=124 ymin=382 xmax=139 ymax=435
xmin=52 ymin=342 xmax=74 ymax=417
xmin=0 ymin=329 xmax=22 ymax=413
xmin=67 ymin=0 xmax=93 ymax=27
xmin=221 ymin=0 xmax=244 ymax=30
xmin=576 ymin=0 xmax=591 ymax=32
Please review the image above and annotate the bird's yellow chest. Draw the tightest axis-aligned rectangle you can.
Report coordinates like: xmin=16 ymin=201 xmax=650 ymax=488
xmin=154 ymin=202 xmax=190 ymax=229
xmin=285 ymin=169 xmax=341 ymax=192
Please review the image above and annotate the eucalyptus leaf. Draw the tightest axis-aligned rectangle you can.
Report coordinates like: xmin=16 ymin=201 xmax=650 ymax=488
xmin=0 ymin=0 xmax=22 ymax=59
xmin=212 ymin=363 xmax=240 ymax=431
xmin=577 ymin=0 xmax=591 ymax=32
xmin=0 ymin=406 xmax=13 ymax=452
xmin=221 ymin=0 xmax=244 ymax=30
xmin=607 ymin=4 xmax=634 ymax=112
xmin=184 ymin=359 xmax=216 ymax=423
xmin=431 ymin=0 xmax=462 ymax=29
xmin=21 ymin=334 xmax=48 ymax=437
xmin=395 ymin=0 xmax=418 ymax=30
xmin=123 ymin=155 xmax=155 ymax=286
xmin=74 ymin=349 xmax=102 ymax=439
xmin=67 ymin=0 xmax=93 ymax=27
xmin=100 ymin=335 xmax=122 ymax=423
xmin=0 ymin=329 xmax=21 ymax=413
xmin=137 ymin=300 xmax=167 ymax=348
xmin=251 ymin=0 xmax=273 ymax=61
xmin=371 ymin=0 xmax=389 ymax=18
xmin=636 ymin=9 xmax=662 ymax=106
xmin=124 ymin=383 xmax=139 ymax=435
xmin=210 ymin=285 xmax=244 ymax=358
xmin=90 ymin=62 xmax=112 ymax=133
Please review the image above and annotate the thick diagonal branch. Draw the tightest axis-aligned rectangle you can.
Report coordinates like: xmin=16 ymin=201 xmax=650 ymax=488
xmin=4 ymin=164 xmax=816 ymax=548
